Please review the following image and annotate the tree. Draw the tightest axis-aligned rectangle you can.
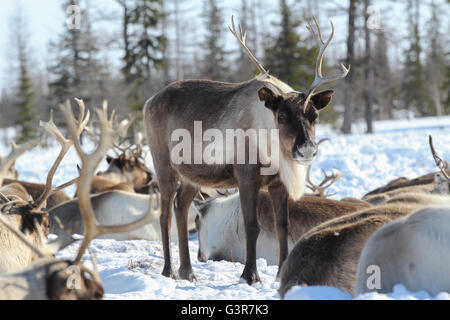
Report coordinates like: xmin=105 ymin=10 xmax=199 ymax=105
xmin=13 ymin=6 xmax=37 ymax=143
xmin=264 ymin=0 xmax=317 ymax=91
xmin=424 ymin=0 xmax=447 ymax=116
xmin=373 ymin=30 xmax=393 ymax=120
xmin=201 ymin=0 xmax=229 ymax=81
xmin=363 ymin=0 xmax=374 ymax=133
xmin=341 ymin=0 xmax=357 ymax=134
xmin=402 ymin=0 xmax=430 ymax=116
xmin=117 ymin=0 xmax=167 ymax=114
xmin=47 ymin=0 xmax=109 ymax=124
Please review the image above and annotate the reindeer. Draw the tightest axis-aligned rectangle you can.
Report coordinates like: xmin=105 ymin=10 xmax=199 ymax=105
xmin=85 ymin=125 xmax=153 ymax=195
xmin=195 ymin=190 xmax=369 ymax=265
xmin=363 ymin=136 xmax=450 ymax=205
xmin=277 ymin=192 xmax=450 ymax=298
xmin=2 ymin=178 xmax=71 ymax=209
xmin=49 ymin=189 xmax=198 ymax=242
xmin=0 ymin=100 xmax=90 ymax=274
xmin=354 ymin=137 xmax=450 ymax=297
xmin=0 ymin=100 xmax=160 ymax=300
xmin=354 ymin=205 xmax=450 ymax=297
xmin=143 ymin=16 xmax=349 ymax=284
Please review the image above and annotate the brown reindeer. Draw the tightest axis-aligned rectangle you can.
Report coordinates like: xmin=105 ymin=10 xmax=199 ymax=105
xmin=278 ymin=193 xmax=450 ymax=298
xmin=195 ymin=191 xmax=370 ymax=265
xmin=0 ymin=99 xmax=160 ymax=300
xmin=86 ymin=127 xmax=153 ymax=194
xmin=143 ymin=17 xmax=349 ymax=284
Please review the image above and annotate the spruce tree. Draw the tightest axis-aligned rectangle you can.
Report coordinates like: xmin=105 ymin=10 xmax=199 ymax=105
xmin=264 ymin=0 xmax=316 ymax=91
xmin=201 ymin=0 xmax=229 ymax=81
xmin=14 ymin=8 xmax=37 ymax=143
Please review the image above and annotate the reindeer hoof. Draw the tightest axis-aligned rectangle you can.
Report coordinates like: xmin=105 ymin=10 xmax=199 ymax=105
xmin=178 ymin=267 xmax=197 ymax=282
xmin=162 ymin=266 xmax=176 ymax=279
xmin=240 ymin=269 xmax=261 ymax=285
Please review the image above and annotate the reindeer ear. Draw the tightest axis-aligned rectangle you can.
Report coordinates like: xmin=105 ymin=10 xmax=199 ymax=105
xmin=311 ymin=90 xmax=334 ymax=110
xmin=258 ymin=87 xmax=281 ymax=111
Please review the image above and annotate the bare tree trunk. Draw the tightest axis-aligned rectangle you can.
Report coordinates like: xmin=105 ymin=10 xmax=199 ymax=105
xmin=174 ymin=0 xmax=184 ymax=79
xmin=364 ymin=0 xmax=374 ymax=133
xmin=341 ymin=0 xmax=356 ymax=134
xmin=161 ymin=1 xmax=170 ymax=84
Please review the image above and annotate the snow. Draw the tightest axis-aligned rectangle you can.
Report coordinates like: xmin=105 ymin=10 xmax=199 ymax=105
xmin=4 ymin=116 xmax=450 ymax=300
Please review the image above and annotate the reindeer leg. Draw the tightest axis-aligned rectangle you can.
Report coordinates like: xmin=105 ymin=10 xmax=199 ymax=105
xmin=235 ymin=167 xmax=261 ymax=285
xmin=268 ymin=182 xmax=289 ymax=280
xmin=174 ymin=182 xmax=199 ymax=281
xmin=157 ymin=169 xmax=178 ymax=279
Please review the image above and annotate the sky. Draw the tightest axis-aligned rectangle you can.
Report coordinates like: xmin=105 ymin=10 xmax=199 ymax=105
xmin=0 ymin=0 xmax=448 ymax=93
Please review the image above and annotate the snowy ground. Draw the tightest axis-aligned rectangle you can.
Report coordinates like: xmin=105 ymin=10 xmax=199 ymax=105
xmin=4 ymin=116 xmax=450 ymax=300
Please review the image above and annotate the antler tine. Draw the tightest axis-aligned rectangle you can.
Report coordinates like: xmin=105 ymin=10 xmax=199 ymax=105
xmin=60 ymin=100 xmax=160 ymax=265
xmin=0 ymin=136 xmax=42 ymax=186
xmin=306 ymin=166 xmax=342 ymax=197
xmin=34 ymin=101 xmax=90 ymax=210
xmin=429 ymin=135 xmax=450 ymax=181
xmin=74 ymin=98 xmax=91 ymax=136
xmin=303 ymin=17 xmax=350 ymax=112
xmin=229 ymin=15 xmax=267 ymax=74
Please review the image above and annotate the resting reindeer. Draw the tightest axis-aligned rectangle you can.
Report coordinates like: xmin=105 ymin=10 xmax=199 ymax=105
xmin=144 ymin=16 xmax=349 ymax=284
xmin=2 ymin=178 xmax=71 ymax=209
xmin=354 ymin=137 xmax=450 ymax=297
xmin=0 ymin=101 xmax=90 ymax=274
xmin=0 ymin=99 xmax=160 ymax=300
xmin=49 ymin=189 xmax=198 ymax=242
xmin=195 ymin=190 xmax=369 ymax=265
xmin=278 ymin=192 xmax=450 ymax=298
xmin=363 ymin=137 xmax=450 ymax=205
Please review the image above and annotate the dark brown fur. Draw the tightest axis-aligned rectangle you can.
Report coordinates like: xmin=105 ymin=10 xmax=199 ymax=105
xmin=257 ymin=193 xmax=370 ymax=240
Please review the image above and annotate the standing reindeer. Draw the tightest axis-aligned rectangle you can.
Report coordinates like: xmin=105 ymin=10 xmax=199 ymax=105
xmin=144 ymin=17 xmax=349 ymax=284
xmin=0 ymin=100 xmax=160 ymax=300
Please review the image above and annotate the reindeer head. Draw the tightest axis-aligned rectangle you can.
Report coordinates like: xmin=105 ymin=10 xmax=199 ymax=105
xmin=104 ymin=153 xmax=153 ymax=190
xmin=230 ymin=16 xmax=348 ymax=166
xmin=258 ymin=88 xmax=333 ymax=165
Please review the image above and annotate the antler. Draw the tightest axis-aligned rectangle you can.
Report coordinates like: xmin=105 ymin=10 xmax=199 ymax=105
xmin=34 ymin=99 xmax=90 ymax=210
xmin=429 ymin=135 xmax=450 ymax=181
xmin=303 ymin=17 xmax=350 ymax=111
xmin=60 ymin=100 xmax=160 ymax=264
xmin=0 ymin=137 xmax=42 ymax=186
xmin=306 ymin=166 xmax=342 ymax=197
xmin=229 ymin=15 xmax=267 ymax=74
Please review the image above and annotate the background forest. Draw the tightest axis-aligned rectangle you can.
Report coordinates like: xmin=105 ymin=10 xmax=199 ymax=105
xmin=0 ymin=0 xmax=449 ymax=143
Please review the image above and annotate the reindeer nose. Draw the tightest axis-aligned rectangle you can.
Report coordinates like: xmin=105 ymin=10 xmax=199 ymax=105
xmin=295 ymin=144 xmax=318 ymax=164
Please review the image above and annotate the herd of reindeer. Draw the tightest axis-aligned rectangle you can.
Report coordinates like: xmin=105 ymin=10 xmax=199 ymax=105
xmin=0 ymin=17 xmax=449 ymax=300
